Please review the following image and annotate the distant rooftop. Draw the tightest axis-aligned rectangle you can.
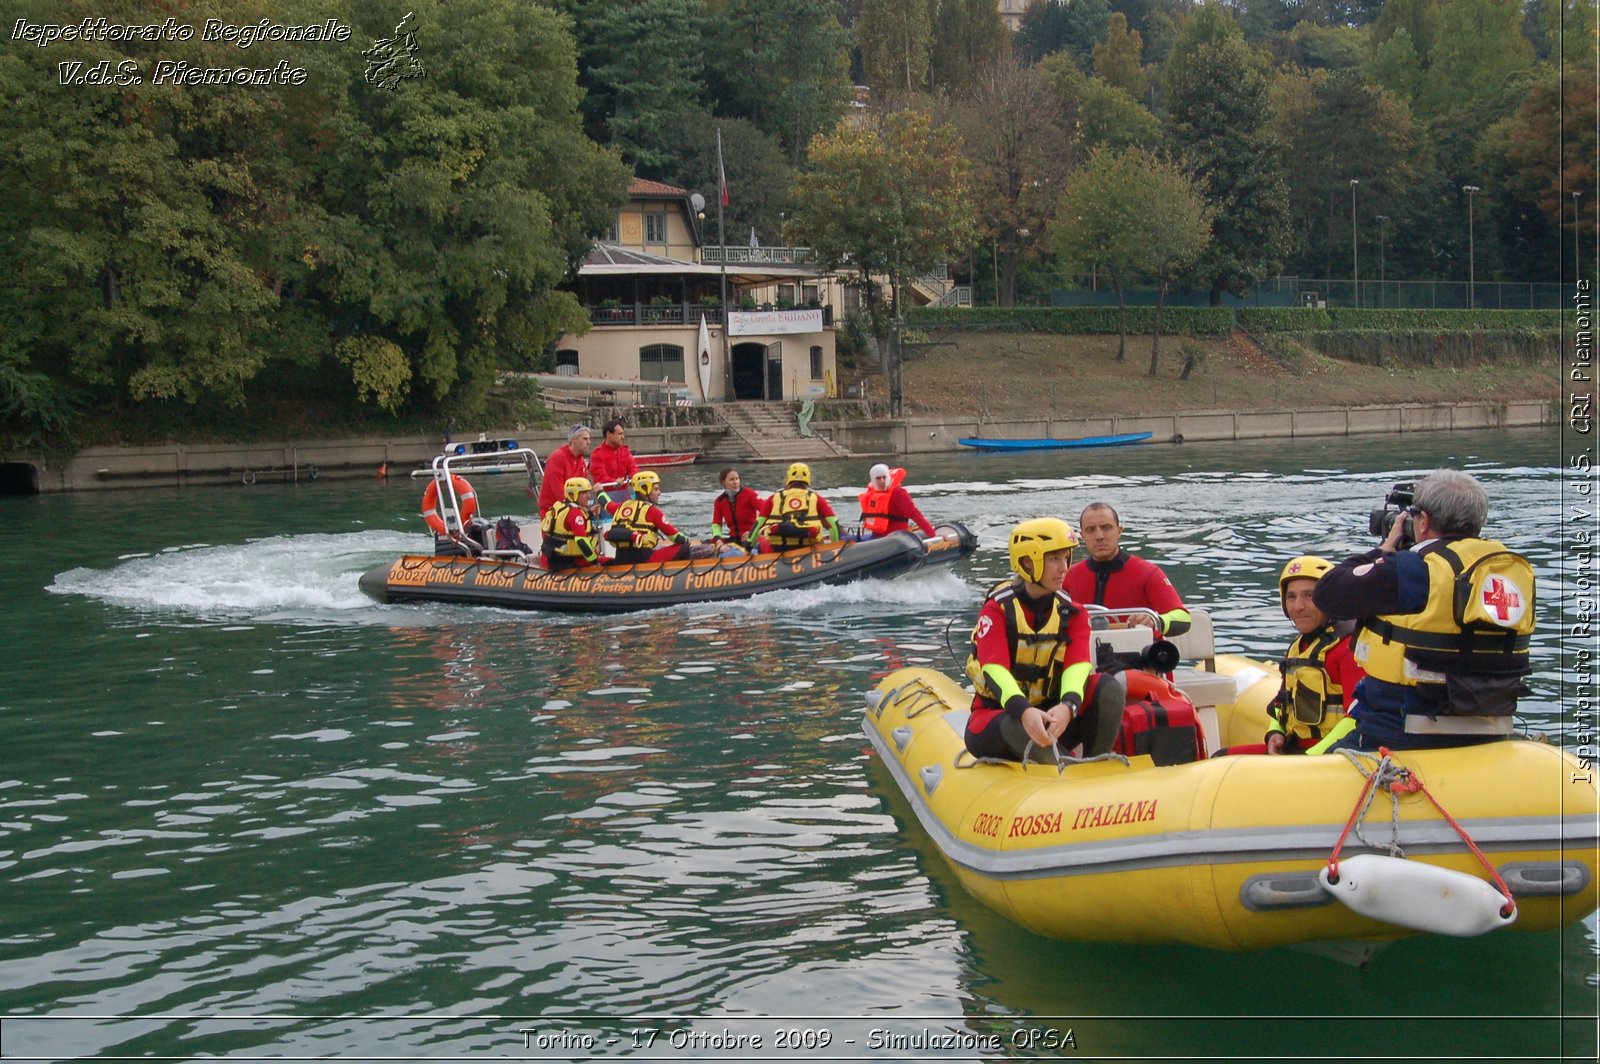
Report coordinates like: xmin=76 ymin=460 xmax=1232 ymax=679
xmin=628 ymin=177 xmax=689 ymax=198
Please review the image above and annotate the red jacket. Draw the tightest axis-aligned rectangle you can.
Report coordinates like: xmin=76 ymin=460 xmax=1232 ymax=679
xmin=1064 ymin=551 xmax=1186 ymax=616
xmin=538 ymin=444 xmax=589 ymax=516
xmin=588 ymin=443 xmax=638 ymax=492
xmin=966 ymin=587 xmax=1091 ymax=736
xmin=711 ymin=487 xmax=763 ymax=543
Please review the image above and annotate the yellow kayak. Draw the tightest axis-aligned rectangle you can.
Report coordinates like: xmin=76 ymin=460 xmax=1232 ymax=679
xmin=863 ymin=662 xmax=1599 ymax=951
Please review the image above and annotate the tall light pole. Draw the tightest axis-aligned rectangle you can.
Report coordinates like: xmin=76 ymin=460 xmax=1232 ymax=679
xmin=1375 ymin=214 xmax=1388 ymax=307
xmin=1463 ymin=184 xmax=1480 ymax=309
xmin=1349 ymin=179 xmax=1359 ymax=308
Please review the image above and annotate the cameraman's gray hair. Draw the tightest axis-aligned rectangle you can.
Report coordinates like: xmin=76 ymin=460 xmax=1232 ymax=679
xmin=1413 ymin=469 xmax=1488 ymax=535
xmin=568 ymin=423 xmax=591 ymax=441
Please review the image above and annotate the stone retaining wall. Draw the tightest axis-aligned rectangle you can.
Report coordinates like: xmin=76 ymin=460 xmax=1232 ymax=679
xmin=1 ymin=398 xmax=1553 ymax=493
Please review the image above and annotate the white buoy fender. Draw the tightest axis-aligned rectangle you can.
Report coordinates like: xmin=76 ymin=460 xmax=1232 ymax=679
xmin=1318 ymin=854 xmax=1516 ymax=937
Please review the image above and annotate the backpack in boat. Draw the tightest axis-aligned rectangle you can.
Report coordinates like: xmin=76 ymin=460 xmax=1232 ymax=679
xmin=494 ymin=516 xmax=531 ymax=555
xmin=1112 ymin=670 xmax=1205 ymax=766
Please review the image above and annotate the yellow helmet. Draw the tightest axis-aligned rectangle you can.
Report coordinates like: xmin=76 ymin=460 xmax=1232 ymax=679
xmin=786 ymin=462 xmax=812 ymax=486
xmin=631 ymin=470 xmax=661 ymax=496
xmin=1278 ymin=555 xmax=1333 ymax=613
xmin=563 ymin=476 xmax=594 ymax=503
xmin=1009 ymin=518 xmax=1078 ymax=581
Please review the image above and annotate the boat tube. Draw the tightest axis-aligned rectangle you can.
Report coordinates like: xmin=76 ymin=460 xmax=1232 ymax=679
xmin=863 ymin=657 xmax=1598 ymax=950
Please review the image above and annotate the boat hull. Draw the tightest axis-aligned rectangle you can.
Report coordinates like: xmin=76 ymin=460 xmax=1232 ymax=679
xmin=957 ymin=431 xmax=1153 ymax=452
xmin=360 ymin=523 xmax=976 ymax=613
xmin=635 ymin=451 xmax=700 ymax=468
xmin=864 ymin=666 xmax=1598 ymax=950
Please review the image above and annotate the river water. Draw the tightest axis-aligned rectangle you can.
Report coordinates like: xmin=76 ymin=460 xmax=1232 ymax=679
xmin=2 ymin=426 xmax=1595 ymax=1062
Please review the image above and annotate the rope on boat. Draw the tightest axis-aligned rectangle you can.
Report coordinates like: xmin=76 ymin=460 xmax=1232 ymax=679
xmin=1328 ymin=747 xmax=1516 ymax=919
xmin=953 ymin=746 xmax=1129 ymax=772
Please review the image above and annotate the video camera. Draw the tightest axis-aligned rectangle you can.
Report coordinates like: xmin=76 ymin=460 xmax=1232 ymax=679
xmin=1367 ymin=482 xmax=1417 ymax=548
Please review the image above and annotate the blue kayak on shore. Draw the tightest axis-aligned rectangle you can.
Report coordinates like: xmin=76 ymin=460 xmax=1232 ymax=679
xmin=957 ymin=431 xmax=1154 ymax=452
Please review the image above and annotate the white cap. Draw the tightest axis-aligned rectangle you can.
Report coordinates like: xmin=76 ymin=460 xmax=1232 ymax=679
xmin=869 ymin=463 xmax=891 ymax=481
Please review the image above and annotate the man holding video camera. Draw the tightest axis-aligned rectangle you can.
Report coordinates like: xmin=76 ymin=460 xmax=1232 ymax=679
xmin=1312 ymin=469 xmax=1535 ymax=751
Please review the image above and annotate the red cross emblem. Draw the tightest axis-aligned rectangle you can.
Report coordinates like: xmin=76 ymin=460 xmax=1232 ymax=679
xmin=1480 ymin=576 xmax=1523 ymax=623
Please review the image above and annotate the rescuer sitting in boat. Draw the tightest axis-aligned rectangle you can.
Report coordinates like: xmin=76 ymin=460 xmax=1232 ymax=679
xmin=605 ymin=470 xmax=693 ymax=565
xmin=538 ymin=424 xmax=593 ymax=517
xmin=1314 ymin=469 xmax=1535 ymax=751
xmin=857 ymin=463 xmax=936 ymax=539
xmin=1216 ymin=555 xmax=1366 ymax=756
xmin=964 ymin=518 xmax=1123 ymax=763
xmin=540 ymin=476 xmax=602 ymax=571
xmin=709 ymin=467 xmax=762 ymax=550
xmin=1065 ymin=502 xmax=1192 ymax=637
xmin=749 ymin=462 xmax=841 ymax=552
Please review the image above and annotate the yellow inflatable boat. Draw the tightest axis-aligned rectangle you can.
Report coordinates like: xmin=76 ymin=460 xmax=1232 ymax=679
xmin=863 ymin=663 xmax=1599 ymax=951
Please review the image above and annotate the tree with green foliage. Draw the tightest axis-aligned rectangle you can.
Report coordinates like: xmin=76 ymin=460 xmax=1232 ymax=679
xmin=1092 ymin=13 xmax=1144 ymax=97
xmin=789 ymin=109 xmax=975 ymax=334
xmin=576 ymin=0 xmax=708 ymax=171
xmin=1271 ymin=70 xmax=1431 ymax=284
xmin=1365 ymin=27 xmax=1426 ymax=102
xmin=652 ymin=114 xmax=794 ymax=246
xmin=858 ymin=0 xmax=934 ymax=95
xmin=951 ymin=57 xmax=1079 ymax=307
xmin=1371 ymin=0 xmax=1442 ymax=68
xmin=0 ymin=0 xmax=626 ymax=449
xmin=1052 ymin=146 xmax=1211 ymax=373
xmin=1015 ymin=0 xmax=1074 ymax=63
xmin=1037 ymin=55 xmax=1160 ymax=152
xmin=931 ymin=0 xmax=1008 ymax=95
xmin=1417 ymin=0 xmax=1534 ymax=120
xmin=713 ymin=0 xmax=852 ymax=167
xmin=1163 ymin=2 xmax=1290 ymax=305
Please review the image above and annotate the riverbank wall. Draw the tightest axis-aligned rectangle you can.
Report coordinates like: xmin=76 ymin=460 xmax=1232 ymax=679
xmin=0 ymin=397 xmax=1552 ymax=494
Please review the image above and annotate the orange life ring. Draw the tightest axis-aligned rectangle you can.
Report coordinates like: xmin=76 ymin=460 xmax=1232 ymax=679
xmin=420 ymin=474 xmax=478 ymax=535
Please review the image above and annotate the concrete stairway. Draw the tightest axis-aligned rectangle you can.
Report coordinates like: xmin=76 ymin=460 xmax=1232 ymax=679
xmin=702 ymin=402 xmax=852 ymax=465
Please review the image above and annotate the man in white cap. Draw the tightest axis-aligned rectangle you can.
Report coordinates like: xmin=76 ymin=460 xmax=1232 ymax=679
xmin=858 ymin=462 xmax=937 ymax=538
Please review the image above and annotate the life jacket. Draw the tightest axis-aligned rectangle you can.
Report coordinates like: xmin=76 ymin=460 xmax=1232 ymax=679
xmin=1273 ymin=627 xmax=1348 ymax=742
xmin=766 ymin=487 xmax=825 ymax=547
xmin=1355 ymin=538 xmax=1534 ymax=720
xmin=539 ymin=500 xmax=594 ymax=560
xmin=858 ymin=467 xmax=907 ymax=536
xmin=1113 ymin=669 xmax=1204 ymax=766
xmin=609 ymin=498 xmax=662 ymax=550
xmin=965 ymin=581 xmax=1077 ymax=706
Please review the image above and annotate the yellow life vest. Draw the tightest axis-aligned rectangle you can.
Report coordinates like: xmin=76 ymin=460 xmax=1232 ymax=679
xmin=1355 ymin=537 xmax=1534 ymax=688
xmin=611 ymin=498 xmax=661 ymax=550
xmin=766 ymin=487 xmax=824 ymax=546
xmin=1274 ymin=628 xmax=1348 ymax=742
xmin=964 ymin=582 xmax=1075 ymax=706
xmin=540 ymin=500 xmax=595 ymax=559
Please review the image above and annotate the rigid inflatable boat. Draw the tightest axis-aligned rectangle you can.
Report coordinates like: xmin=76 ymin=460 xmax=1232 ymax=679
xmin=863 ymin=660 xmax=1598 ymax=951
xmin=360 ymin=522 xmax=976 ymax=613
xmin=368 ymin=446 xmax=979 ymax=613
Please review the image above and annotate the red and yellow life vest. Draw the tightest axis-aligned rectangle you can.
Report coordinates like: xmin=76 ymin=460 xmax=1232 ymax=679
xmin=964 ymin=582 xmax=1076 ymax=707
xmin=611 ymin=498 xmax=662 ymax=550
xmin=1273 ymin=627 xmax=1348 ymax=742
xmin=766 ymin=487 xmax=825 ymax=547
xmin=540 ymin=500 xmax=595 ymax=560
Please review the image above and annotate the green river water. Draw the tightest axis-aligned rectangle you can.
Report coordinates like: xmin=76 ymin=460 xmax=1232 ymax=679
xmin=1 ymin=426 xmax=1594 ymax=1062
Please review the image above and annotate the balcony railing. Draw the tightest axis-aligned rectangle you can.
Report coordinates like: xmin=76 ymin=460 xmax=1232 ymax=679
xmin=586 ymin=303 xmax=833 ymax=327
xmin=700 ymin=246 xmax=818 ymax=265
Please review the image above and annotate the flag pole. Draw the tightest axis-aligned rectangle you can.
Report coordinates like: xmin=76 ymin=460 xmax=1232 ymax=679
xmin=717 ymin=128 xmax=731 ymax=400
